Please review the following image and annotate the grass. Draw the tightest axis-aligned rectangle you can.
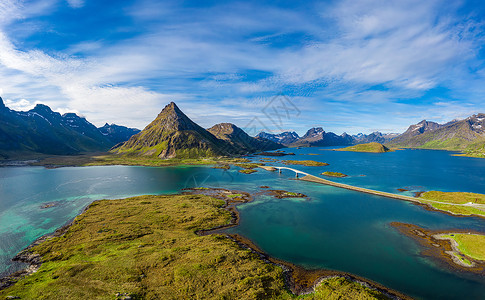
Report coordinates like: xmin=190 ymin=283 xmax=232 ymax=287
xmin=321 ymin=172 xmax=347 ymax=178
xmin=33 ymin=153 xmax=251 ymax=168
xmin=309 ymin=277 xmax=390 ymax=300
xmin=443 ymin=234 xmax=485 ymax=261
xmin=234 ymin=162 xmax=263 ymax=169
xmin=282 ymin=160 xmax=329 ymax=167
xmin=419 ymin=191 xmax=485 ymax=217
xmin=0 ymin=194 xmax=393 ymax=300
xmin=336 ymin=143 xmax=391 ymax=153
xmin=238 ymin=169 xmax=257 ymax=174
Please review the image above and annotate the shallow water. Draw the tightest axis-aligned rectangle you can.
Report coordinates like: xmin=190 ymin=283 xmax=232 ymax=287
xmin=1 ymin=149 xmax=485 ymax=299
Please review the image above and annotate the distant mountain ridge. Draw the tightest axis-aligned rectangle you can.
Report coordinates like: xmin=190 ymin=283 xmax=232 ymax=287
xmin=388 ymin=114 xmax=485 ymax=152
xmin=99 ymin=123 xmax=141 ymax=145
xmin=0 ymin=97 xmax=138 ymax=159
xmin=257 ymin=129 xmax=398 ymax=147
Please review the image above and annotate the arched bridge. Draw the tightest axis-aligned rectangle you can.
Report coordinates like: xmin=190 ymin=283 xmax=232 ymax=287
xmin=273 ymin=166 xmax=310 ymax=178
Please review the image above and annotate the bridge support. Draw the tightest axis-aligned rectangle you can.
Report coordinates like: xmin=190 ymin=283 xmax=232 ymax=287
xmin=279 ymin=169 xmax=281 ymax=174
xmin=296 ymin=173 xmax=299 ymax=178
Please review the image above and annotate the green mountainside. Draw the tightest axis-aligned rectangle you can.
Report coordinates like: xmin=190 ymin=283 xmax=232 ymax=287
xmin=207 ymin=123 xmax=282 ymax=153
xmin=113 ymin=102 xmax=239 ymax=159
xmin=0 ymin=98 xmax=112 ymax=158
xmin=387 ymin=114 xmax=485 ymax=155
xmin=337 ymin=142 xmax=391 ymax=153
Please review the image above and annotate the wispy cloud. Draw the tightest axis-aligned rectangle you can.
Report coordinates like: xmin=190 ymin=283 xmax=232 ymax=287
xmin=0 ymin=0 xmax=484 ymax=134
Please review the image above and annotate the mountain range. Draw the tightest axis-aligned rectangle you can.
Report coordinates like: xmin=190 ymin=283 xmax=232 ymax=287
xmin=0 ymin=97 xmax=138 ymax=159
xmin=257 ymin=128 xmax=398 ymax=147
xmin=1 ymin=95 xmax=484 ymax=159
xmin=387 ymin=114 xmax=485 ymax=151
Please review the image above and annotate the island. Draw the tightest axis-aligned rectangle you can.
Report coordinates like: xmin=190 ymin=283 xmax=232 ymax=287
xmin=418 ymin=191 xmax=485 ymax=218
xmin=282 ymin=160 xmax=329 ymax=167
xmin=391 ymin=222 xmax=485 ymax=273
xmin=321 ymin=171 xmax=348 ymax=178
xmin=0 ymin=192 xmax=403 ymax=300
xmin=335 ymin=142 xmax=393 ymax=153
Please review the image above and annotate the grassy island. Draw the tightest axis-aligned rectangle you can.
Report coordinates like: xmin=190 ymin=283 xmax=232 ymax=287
xmin=283 ymin=160 xmax=329 ymax=167
xmin=440 ymin=233 xmax=485 ymax=261
xmin=419 ymin=191 xmax=485 ymax=217
xmin=336 ymin=143 xmax=392 ymax=153
xmin=321 ymin=171 xmax=348 ymax=178
xmin=1 ymin=194 xmax=395 ymax=300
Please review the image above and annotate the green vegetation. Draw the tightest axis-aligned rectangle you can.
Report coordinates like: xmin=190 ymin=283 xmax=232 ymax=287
xmin=419 ymin=191 xmax=485 ymax=217
xmin=443 ymin=233 xmax=485 ymax=261
xmin=337 ymin=143 xmax=392 ymax=153
xmin=310 ymin=277 xmax=390 ymax=300
xmin=0 ymin=194 xmax=287 ymax=299
xmin=321 ymin=172 xmax=348 ymax=178
xmin=283 ymin=160 xmax=329 ymax=167
xmin=234 ymin=162 xmax=263 ymax=169
xmin=0 ymin=194 xmax=392 ymax=300
xmin=238 ymin=169 xmax=257 ymax=174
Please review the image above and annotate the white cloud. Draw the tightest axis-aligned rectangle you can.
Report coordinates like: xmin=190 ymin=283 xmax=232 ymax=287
xmin=66 ymin=0 xmax=84 ymax=9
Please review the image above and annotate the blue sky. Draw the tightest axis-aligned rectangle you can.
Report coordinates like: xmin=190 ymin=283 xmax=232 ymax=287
xmin=1 ymin=0 xmax=485 ymax=135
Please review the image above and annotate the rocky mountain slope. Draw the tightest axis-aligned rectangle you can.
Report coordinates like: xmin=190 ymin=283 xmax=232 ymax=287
xmin=0 ymin=97 xmax=139 ymax=159
xmin=113 ymin=102 xmax=252 ymax=159
xmin=208 ymin=123 xmax=282 ymax=153
xmin=387 ymin=114 xmax=485 ymax=151
xmin=257 ymin=128 xmax=398 ymax=147
xmin=98 ymin=123 xmax=140 ymax=145
xmin=289 ymin=127 xmax=353 ymax=147
xmin=256 ymin=131 xmax=299 ymax=146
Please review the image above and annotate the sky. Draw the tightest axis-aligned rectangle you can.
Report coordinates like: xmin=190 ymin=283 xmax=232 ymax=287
xmin=1 ymin=0 xmax=485 ymax=136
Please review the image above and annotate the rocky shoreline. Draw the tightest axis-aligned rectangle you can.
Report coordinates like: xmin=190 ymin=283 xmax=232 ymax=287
xmin=0 ymin=221 xmax=72 ymax=290
xmin=391 ymin=222 xmax=485 ymax=274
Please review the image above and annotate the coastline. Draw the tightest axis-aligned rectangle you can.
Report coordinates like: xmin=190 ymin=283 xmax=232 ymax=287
xmin=298 ymin=174 xmax=485 ymax=219
xmin=390 ymin=222 xmax=485 ymax=274
xmin=1 ymin=187 xmax=410 ymax=299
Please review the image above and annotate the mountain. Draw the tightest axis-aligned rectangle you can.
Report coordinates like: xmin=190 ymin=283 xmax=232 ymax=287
xmin=353 ymin=132 xmax=399 ymax=144
xmin=256 ymin=131 xmax=299 ymax=146
xmin=387 ymin=114 xmax=485 ymax=151
xmin=208 ymin=123 xmax=282 ymax=153
xmin=289 ymin=127 xmax=353 ymax=147
xmin=0 ymin=97 xmax=115 ymax=158
xmin=112 ymin=102 xmax=239 ymax=159
xmin=98 ymin=123 xmax=140 ymax=145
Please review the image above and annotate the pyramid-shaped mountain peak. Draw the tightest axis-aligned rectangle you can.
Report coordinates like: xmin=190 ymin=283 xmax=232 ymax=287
xmin=113 ymin=102 xmax=236 ymax=159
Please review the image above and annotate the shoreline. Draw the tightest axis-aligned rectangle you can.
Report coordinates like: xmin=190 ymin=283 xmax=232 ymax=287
xmin=298 ymin=174 xmax=485 ymax=219
xmin=391 ymin=222 xmax=485 ymax=274
xmin=187 ymin=188 xmax=410 ymax=299
xmin=0 ymin=187 xmax=410 ymax=299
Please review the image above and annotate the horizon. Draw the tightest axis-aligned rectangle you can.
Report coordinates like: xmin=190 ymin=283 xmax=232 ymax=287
xmin=3 ymin=95 xmax=481 ymax=137
xmin=1 ymin=1 xmax=485 ymax=135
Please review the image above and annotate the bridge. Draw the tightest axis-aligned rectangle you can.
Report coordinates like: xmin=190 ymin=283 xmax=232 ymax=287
xmin=259 ymin=166 xmax=310 ymax=178
xmin=258 ymin=165 xmax=426 ymax=204
xmin=258 ymin=165 xmax=485 ymax=211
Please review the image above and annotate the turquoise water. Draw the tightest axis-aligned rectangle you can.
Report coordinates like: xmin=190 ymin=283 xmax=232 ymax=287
xmin=1 ymin=149 xmax=485 ymax=299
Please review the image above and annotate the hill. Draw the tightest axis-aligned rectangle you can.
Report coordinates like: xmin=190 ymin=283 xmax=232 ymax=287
xmin=208 ymin=123 xmax=282 ymax=153
xmin=337 ymin=142 xmax=392 ymax=153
